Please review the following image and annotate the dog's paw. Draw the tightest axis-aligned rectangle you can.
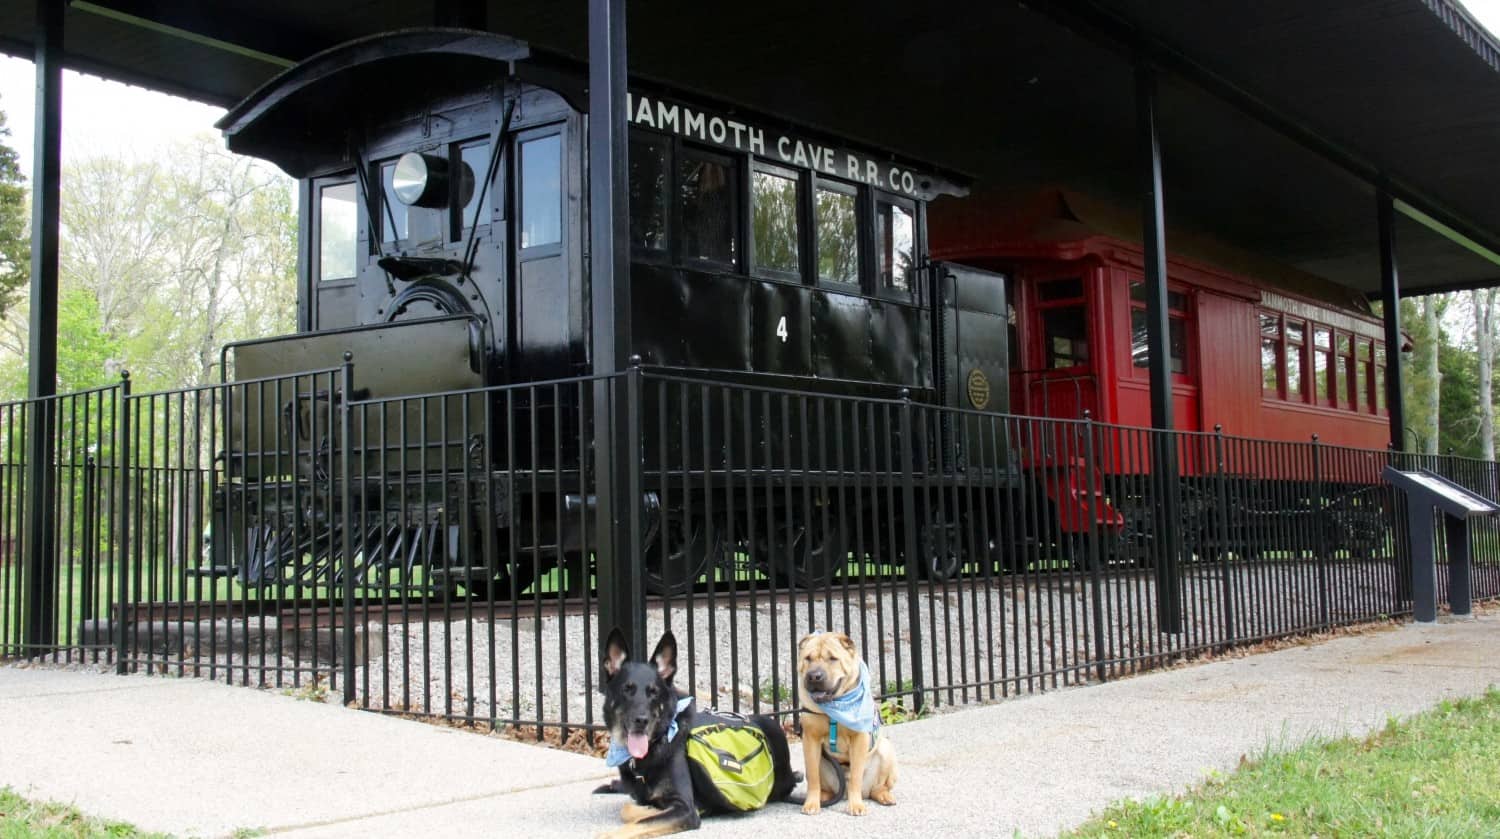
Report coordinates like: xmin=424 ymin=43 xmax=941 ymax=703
xmin=801 ymin=800 xmax=822 ymax=815
xmin=593 ymin=779 xmax=624 ymax=795
xmin=873 ymin=790 xmax=897 ymax=806
xmin=847 ymin=799 xmax=868 ymax=817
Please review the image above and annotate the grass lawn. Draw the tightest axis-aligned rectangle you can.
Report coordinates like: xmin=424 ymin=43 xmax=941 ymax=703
xmin=0 ymin=787 xmax=169 ymax=838
xmin=1070 ymin=688 xmax=1500 ymax=838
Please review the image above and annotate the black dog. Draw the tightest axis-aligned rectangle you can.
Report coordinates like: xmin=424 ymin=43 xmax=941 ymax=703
xmin=595 ymin=629 xmax=798 ymax=837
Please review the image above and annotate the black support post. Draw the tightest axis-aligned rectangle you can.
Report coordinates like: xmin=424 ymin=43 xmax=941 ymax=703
xmin=1136 ymin=62 xmax=1183 ymax=633
xmin=589 ymin=0 xmax=645 ymax=659
xmin=24 ymin=0 xmax=64 ymax=655
xmin=1444 ymin=515 xmax=1472 ymax=618
xmin=1378 ymin=191 xmax=1407 ymax=451
xmin=1408 ymin=508 xmax=1437 ymax=623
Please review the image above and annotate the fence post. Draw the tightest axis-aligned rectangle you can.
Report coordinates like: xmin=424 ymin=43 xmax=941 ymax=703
xmin=23 ymin=396 xmax=57 ymax=656
xmin=1311 ymin=434 xmax=1331 ymax=627
xmin=1389 ymin=443 xmax=1412 ymax=607
xmin=1081 ymin=411 xmax=1108 ymax=683
xmin=80 ymin=455 xmax=97 ymax=623
xmin=1212 ymin=425 xmax=1234 ymax=647
xmin=115 ymin=372 xmax=131 ymax=674
xmin=1152 ymin=429 xmax=1185 ymax=634
xmin=339 ymin=354 xmax=357 ymax=705
xmin=597 ymin=360 xmax=647 ymax=660
xmin=898 ymin=390 xmax=926 ymax=714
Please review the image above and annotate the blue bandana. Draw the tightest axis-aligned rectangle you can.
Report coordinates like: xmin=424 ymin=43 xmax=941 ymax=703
xmin=605 ymin=696 xmax=693 ymax=767
xmin=813 ymin=660 xmax=879 ymax=740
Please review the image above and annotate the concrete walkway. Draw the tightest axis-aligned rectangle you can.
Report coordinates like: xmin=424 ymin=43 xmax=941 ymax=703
xmin=1 ymin=615 xmax=1497 ymax=838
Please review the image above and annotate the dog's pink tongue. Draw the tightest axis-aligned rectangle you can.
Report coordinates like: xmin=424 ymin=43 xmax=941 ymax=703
xmin=627 ymin=733 xmax=650 ymax=759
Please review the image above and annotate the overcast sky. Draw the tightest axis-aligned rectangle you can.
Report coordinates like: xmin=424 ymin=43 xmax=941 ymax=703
xmin=3 ymin=1 xmax=1500 ymax=181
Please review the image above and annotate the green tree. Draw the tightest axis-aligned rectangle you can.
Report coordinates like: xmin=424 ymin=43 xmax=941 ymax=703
xmin=0 ymin=98 xmax=26 ymax=320
xmin=1401 ymin=295 xmax=1446 ymax=454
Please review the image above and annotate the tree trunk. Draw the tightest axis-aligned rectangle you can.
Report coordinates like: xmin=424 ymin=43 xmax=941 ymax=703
xmin=1475 ymin=289 xmax=1496 ymax=461
xmin=1421 ymin=296 xmax=1441 ymax=454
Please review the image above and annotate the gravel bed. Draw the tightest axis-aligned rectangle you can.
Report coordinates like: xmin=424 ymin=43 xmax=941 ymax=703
xmin=346 ymin=559 xmax=1409 ymax=727
xmin=9 ymin=559 xmax=1437 ymax=727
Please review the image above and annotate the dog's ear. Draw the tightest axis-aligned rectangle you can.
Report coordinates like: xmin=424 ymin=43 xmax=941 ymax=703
xmin=836 ymin=633 xmax=858 ymax=657
xmin=651 ymin=632 xmax=678 ymax=683
xmin=602 ymin=628 xmax=629 ymax=682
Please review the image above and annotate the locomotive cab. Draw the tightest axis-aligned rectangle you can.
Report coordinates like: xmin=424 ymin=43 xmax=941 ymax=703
xmin=206 ymin=28 xmax=1015 ymax=594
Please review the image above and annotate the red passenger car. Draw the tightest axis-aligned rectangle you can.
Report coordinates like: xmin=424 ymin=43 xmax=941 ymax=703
xmin=931 ymin=190 xmax=1402 ymax=446
xmin=931 ymin=190 xmax=1403 ymax=560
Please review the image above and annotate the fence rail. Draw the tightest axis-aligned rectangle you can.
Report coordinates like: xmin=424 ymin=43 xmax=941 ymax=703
xmin=2 ymin=364 xmax=1497 ymax=735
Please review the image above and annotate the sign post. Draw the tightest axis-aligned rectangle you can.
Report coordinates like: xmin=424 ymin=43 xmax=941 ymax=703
xmin=1382 ymin=467 xmax=1499 ymax=623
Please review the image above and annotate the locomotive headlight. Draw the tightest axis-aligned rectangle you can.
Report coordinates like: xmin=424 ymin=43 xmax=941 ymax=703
xmin=391 ymin=152 xmax=451 ymax=208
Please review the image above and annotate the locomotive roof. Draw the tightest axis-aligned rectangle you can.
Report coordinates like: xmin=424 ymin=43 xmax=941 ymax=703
xmin=214 ymin=28 xmax=967 ymax=196
xmin=6 ymin=1 xmax=1500 ymax=297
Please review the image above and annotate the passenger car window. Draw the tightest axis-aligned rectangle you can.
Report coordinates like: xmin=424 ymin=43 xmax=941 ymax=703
xmin=1129 ymin=281 xmax=1188 ymax=374
xmin=816 ymin=184 xmax=859 ymax=286
xmin=678 ymin=148 xmax=738 ymax=266
xmin=877 ymin=200 xmax=914 ymax=293
xmin=1043 ymin=306 xmax=1088 ymax=369
xmin=319 ymin=182 xmax=357 ymax=281
xmin=1260 ymin=313 xmax=1281 ymax=395
xmin=1285 ymin=320 xmax=1305 ymax=400
xmin=752 ymin=167 xmax=801 ymax=278
xmin=519 ymin=135 xmax=562 ymax=249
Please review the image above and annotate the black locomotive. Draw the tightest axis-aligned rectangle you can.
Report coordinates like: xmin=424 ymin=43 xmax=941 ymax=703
xmin=209 ymin=29 xmax=1011 ymax=596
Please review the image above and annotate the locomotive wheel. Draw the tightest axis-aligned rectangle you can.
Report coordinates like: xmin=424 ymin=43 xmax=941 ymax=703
xmin=642 ymin=512 xmax=714 ymax=597
xmin=759 ymin=513 xmax=848 ymax=590
xmin=914 ymin=520 xmax=964 ymax=581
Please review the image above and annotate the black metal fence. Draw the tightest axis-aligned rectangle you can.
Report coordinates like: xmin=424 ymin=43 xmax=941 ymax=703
xmin=2 ymin=363 xmax=1497 ymax=738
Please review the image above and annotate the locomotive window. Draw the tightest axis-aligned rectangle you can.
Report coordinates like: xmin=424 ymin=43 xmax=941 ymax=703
xmin=877 ymin=200 xmax=915 ymax=293
xmin=1042 ymin=306 xmax=1089 ymax=369
xmin=815 ymin=182 xmax=860 ymax=287
xmin=318 ymin=182 xmax=357 ymax=282
xmin=457 ymin=141 xmax=491 ymax=233
xmin=1260 ymin=312 xmax=1280 ymax=338
xmin=519 ymin=134 xmax=562 ymax=249
xmin=678 ymin=147 xmax=738 ymax=267
xmin=378 ymin=163 xmax=410 ymax=244
xmin=629 ymin=136 xmax=670 ymax=252
xmin=751 ymin=166 xmax=801 ymax=279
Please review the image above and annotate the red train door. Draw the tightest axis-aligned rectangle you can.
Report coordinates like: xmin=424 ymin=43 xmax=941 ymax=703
xmin=1017 ymin=272 xmax=1098 ymax=419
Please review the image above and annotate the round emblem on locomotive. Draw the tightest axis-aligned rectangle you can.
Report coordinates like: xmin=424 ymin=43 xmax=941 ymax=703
xmin=967 ymin=368 xmax=991 ymax=410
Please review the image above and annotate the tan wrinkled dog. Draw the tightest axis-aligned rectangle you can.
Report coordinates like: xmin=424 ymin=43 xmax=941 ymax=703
xmin=796 ymin=631 xmax=897 ymax=816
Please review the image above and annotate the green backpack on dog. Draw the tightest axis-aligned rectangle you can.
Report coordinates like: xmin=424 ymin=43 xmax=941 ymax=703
xmin=683 ymin=711 xmax=777 ymax=812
